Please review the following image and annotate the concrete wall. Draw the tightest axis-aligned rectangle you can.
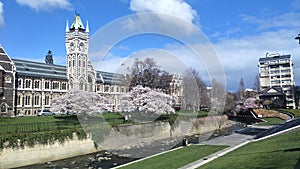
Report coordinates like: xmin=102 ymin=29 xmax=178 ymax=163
xmin=0 ymin=137 xmax=100 ymax=169
xmin=0 ymin=117 xmax=226 ymax=168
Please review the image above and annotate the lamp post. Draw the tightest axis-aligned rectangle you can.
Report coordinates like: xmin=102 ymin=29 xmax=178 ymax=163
xmin=295 ymin=34 xmax=300 ymax=44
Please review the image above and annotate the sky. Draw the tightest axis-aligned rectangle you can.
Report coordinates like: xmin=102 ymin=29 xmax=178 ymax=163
xmin=0 ymin=0 xmax=300 ymax=92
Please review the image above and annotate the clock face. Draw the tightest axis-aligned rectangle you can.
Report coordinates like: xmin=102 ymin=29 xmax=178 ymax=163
xmin=79 ymin=43 xmax=85 ymax=51
xmin=70 ymin=42 xmax=75 ymax=51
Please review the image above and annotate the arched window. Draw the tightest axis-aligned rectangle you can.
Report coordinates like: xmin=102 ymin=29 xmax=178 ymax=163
xmin=45 ymin=81 xmax=50 ymax=89
xmin=25 ymin=79 xmax=31 ymax=88
xmin=34 ymin=94 xmax=41 ymax=106
xmin=34 ymin=80 xmax=40 ymax=89
xmin=80 ymin=80 xmax=85 ymax=91
xmin=18 ymin=79 xmax=22 ymax=88
xmin=88 ymin=76 xmax=93 ymax=92
xmin=17 ymin=94 xmax=22 ymax=106
xmin=45 ymin=95 xmax=50 ymax=106
xmin=25 ymin=94 xmax=31 ymax=106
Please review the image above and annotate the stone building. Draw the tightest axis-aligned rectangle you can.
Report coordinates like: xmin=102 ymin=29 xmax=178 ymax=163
xmin=0 ymin=46 xmax=16 ymax=117
xmin=0 ymin=14 xmax=183 ymax=116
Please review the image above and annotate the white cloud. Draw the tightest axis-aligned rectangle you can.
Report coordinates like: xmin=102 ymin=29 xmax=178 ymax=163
xmin=16 ymin=0 xmax=72 ymax=11
xmin=129 ymin=0 xmax=197 ymax=24
xmin=241 ymin=12 xmax=300 ymax=31
xmin=0 ymin=1 xmax=4 ymax=27
xmin=215 ymin=28 xmax=300 ymax=90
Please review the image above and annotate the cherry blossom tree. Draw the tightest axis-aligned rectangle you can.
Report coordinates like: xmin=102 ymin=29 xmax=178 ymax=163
xmin=243 ymin=98 xmax=259 ymax=109
xmin=50 ymin=90 xmax=111 ymax=115
xmin=120 ymin=85 xmax=176 ymax=114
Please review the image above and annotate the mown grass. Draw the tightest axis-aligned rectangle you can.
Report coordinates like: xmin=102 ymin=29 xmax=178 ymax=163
xmin=0 ymin=111 xmax=210 ymax=134
xmin=256 ymin=117 xmax=284 ymax=126
xmin=199 ymin=129 xmax=300 ymax=169
xmin=279 ymin=109 xmax=300 ymax=118
xmin=120 ymin=145 xmax=227 ymax=169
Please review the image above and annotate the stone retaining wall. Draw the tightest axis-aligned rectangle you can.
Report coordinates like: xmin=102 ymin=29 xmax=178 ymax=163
xmin=0 ymin=116 xmax=226 ymax=168
xmin=0 ymin=137 xmax=99 ymax=169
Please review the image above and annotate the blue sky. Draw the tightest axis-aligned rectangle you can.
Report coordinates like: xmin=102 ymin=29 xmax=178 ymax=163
xmin=0 ymin=0 xmax=300 ymax=92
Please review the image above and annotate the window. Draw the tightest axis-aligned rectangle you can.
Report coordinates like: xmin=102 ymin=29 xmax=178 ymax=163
xmin=25 ymin=94 xmax=31 ymax=106
xmin=45 ymin=95 xmax=50 ymax=106
xmin=17 ymin=94 xmax=22 ymax=106
xmin=34 ymin=81 xmax=40 ymax=89
xmin=104 ymin=86 xmax=110 ymax=92
xmin=45 ymin=81 xmax=50 ymax=89
xmin=25 ymin=79 xmax=31 ymax=88
xmin=34 ymin=95 xmax=40 ymax=106
xmin=61 ymin=83 xmax=67 ymax=90
xmin=18 ymin=79 xmax=22 ymax=88
xmin=5 ymin=76 xmax=11 ymax=83
xmin=52 ymin=82 xmax=59 ymax=90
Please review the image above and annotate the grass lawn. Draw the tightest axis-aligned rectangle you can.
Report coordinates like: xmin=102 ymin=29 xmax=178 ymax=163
xmin=279 ymin=109 xmax=300 ymax=118
xmin=120 ymin=145 xmax=227 ymax=169
xmin=199 ymin=129 xmax=300 ymax=169
xmin=256 ymin=117 xmax=284 ymax=126
xmin=0 ymin=115 xmax=81 ymax=134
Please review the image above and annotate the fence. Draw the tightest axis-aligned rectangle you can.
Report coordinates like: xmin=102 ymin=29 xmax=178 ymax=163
xmin=0 ymin=121 xmax=81 ymax=134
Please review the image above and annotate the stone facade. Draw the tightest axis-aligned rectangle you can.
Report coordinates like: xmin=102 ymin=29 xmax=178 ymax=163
xmin=0 ymin=14 xmax=183 ymax=116
xmin=0 ymin=46 xmax=16 ymax=117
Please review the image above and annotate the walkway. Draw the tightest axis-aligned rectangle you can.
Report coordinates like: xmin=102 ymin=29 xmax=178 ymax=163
xmin=180 ymin=119 xmax=300 ymax=169
xmin=179 ymin=131 xmax=255 ymax=169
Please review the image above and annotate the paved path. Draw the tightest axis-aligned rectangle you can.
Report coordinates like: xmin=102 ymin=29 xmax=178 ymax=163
xmin=179 ymin=132 xmax=255 ymax=169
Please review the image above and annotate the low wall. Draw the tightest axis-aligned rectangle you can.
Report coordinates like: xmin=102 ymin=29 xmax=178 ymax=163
xmin=0 ymin=137 xmax=99 ymax=169
xmin=0 ymin=116 xmax=227 ymax=168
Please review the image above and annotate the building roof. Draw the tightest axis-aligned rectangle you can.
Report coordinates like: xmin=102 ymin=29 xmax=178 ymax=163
xmin=260 ymin=87 xmax=285 ymax=97
xmin=12 ymin=58 xmax=124 ymax=84
xmin=70 ymin=14 xmax=85 ymax=30
xmin=0 ymin=45 xmax=15 ymax=72
xmin=96 ymin=71 xmax=124 ymax=85
xmin=259 ymin=54 xmax=291 ymax=62
xmin=12 ymin=59 xmax=67 ymax=80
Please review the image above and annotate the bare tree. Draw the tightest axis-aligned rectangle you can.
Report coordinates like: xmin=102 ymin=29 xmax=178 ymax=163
xmin=210 ymin=78 xmax=227 ymax=114
xmin=126 ymin=58 xmax=171 ymax=90
xmin=182 ymin=68 xmax=209 ymax=111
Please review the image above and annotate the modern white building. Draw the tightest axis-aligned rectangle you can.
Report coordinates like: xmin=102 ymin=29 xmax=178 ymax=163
xmin=258 ymin=53 xmax=296 ymax=108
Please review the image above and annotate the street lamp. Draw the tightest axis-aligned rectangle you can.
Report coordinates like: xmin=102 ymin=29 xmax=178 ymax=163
xmin=295 ymin=34 xmax=300 ymax=44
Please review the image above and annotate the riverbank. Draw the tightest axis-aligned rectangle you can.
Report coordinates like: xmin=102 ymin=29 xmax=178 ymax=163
xmin=14 ymin=119 xmax=244 ymax=169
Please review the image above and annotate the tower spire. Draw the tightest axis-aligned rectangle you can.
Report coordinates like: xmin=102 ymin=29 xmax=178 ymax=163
xmin=65 ymin=20 xmax=69 ymax=32
xmin=86 ymin=20 xmax=89 ymax=33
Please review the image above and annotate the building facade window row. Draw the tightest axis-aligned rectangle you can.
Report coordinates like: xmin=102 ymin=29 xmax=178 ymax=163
xmin=17 ymin=78 xmax=68 ymax=91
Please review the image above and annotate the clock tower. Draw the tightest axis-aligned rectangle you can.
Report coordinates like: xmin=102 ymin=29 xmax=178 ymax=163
xmin=65 ymin=14 xmax=95 ymax=91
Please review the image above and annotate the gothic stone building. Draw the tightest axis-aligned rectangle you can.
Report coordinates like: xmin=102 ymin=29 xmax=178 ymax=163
xmin=0 ymin=14 xmax=182 ymax=116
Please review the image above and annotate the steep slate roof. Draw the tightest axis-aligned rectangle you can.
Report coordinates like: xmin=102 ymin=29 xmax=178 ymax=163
xmin=12 ymin=59 xmax=67 ymax=80
xmin=12 ymin=59 xmax=123 ymax=84
xmin=0 ymin=45 xmax=14 ymax=72
xmin=96 ymin=71 xmax=124 ymax=85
